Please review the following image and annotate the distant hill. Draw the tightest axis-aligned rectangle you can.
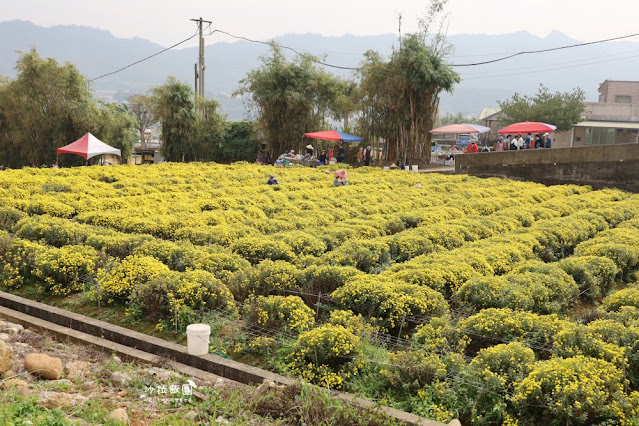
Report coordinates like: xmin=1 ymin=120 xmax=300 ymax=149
xmin=2 ymin=20 xmax=639 ymax=120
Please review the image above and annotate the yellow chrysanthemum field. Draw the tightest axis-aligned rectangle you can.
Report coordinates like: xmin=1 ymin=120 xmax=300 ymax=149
xmin=2 ymin=162 xmax=639 ymax=424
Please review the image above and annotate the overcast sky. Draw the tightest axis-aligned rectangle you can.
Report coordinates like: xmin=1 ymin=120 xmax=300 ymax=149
xmin=3 ymin=0 xmax=638 ymax=48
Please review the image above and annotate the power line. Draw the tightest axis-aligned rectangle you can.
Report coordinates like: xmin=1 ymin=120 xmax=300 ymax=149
xmin=88 ymin=30 xmax=199 ymax=83
xmin=449 ymin=32 xmax=639 ymax=67
xmin=207 ymin=28 xmax=360 ymax=71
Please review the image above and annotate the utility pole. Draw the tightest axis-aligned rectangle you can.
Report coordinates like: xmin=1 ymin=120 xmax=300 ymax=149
xmin=191 ymin=17 xmax=212 ymax=101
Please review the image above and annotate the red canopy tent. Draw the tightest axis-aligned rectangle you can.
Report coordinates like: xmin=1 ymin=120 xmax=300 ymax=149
xmin=57 ymin=133 xmax=121 ymax=160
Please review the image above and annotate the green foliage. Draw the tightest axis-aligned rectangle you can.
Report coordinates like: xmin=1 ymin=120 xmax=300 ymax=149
xmin=94 ymin=102 xmax=138 ymax=162
xmin=235 ymin=45 xmax=347 ymax=159
xmin=498 ymin=84 xmax=586 ymax=132
xmin=558 ymin=255 xmax=619 ymax=300
xmin=297 ymin=265 xmax=361 ymax=303
xmin=356 ymin=26 xmax=459 ymax=164
xmin=0 ymin=49 xmax=97 ymax=167
xmin=214 ymin=121 xmax=259 ymax=163
xmin=380 ymin=351 xmax=447 ymax=391
xmin=150 ymin=77 xmax=196 ymax=162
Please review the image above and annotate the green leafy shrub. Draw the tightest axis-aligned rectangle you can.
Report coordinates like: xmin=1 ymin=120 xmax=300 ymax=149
xmin=558 ymin=255 xmax=619 ymax=300
xmin=380 ymin=351 xmax=447 ymax=391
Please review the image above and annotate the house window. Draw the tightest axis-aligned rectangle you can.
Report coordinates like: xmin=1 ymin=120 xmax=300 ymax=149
xmin=615 ymin=95 xmax=632 ymax=103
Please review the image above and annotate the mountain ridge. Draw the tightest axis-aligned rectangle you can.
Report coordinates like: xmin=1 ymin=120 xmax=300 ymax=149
xmin=2 ymin=20 xmax=638 ymax=120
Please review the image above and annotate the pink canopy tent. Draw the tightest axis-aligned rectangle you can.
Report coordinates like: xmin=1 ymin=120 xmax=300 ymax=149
xmin=429 ymin=123 xmax=491 ymax=134
xmin=56 ymin=132 xmax=121 ymax=160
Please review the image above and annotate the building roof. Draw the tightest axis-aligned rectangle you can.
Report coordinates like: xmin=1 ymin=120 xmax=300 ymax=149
xmin=574 ymin=121 xmax=639 ymax=129
xmin=479 ymin=108 xmax=501 ymax=120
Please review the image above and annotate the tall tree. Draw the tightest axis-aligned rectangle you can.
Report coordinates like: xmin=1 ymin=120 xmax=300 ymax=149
xmin=235 ymin=46 xmax=346 ymax=161
xmin=192 ymin=97 xmax=226 ymax=162
xmin=356 ymin=1 xmax=459 ymax=164
xmin=128 ymin=94 xmax=156 ymax=150
xmin=150 ymin=77 xmax=196 ymax=162
xmin=94 ymin=102 xmax=138 ymax=163
xmin=498 ymin=85 xmax=586 ymax=132
xmin=0 ymin=49 xmax=97 ymax=167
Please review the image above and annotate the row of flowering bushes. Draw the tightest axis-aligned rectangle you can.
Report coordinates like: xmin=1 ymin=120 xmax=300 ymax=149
xmin=2 ymin=163 xmax=639 ymax=424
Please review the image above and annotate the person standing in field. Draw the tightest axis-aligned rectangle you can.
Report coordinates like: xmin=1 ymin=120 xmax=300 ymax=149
xmin=544 ymin=133 xmax=552 ymax=148
xmin=356 ymin=147 xmax=364 ymax=167
xmin=364 ymin=146 xmax=372 ymax=166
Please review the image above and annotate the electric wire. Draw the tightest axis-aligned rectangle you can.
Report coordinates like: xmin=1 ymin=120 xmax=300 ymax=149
xmin=448 ymin=32 xmax=639 ymax=67
xmin=207 ymin=28 xmax=360 ymax=71
xmin=88 ymin=30 xmax=199 ymax=82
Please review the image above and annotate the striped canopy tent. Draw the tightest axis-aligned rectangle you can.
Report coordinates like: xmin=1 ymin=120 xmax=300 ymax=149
xmin=57 ymin=132 xmax=121 ymax=160
xmin=304 ymin=130 xmax=363 ymax=142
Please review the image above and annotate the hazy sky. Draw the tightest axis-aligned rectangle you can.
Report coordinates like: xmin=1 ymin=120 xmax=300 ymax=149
xmin=3 ymin=0 xmax=638 ymax=48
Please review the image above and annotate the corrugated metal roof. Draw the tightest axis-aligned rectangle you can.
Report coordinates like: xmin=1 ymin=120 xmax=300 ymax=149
xmin=575 ymin=121 xmax=639 ymax=129
xmin=479 ymin=108 xmax=501 ymax=120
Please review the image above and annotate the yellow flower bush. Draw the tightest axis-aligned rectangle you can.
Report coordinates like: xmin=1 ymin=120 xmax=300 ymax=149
xmin=287 ymin=324 xmax=363 ymax=389
xmin=98 ymin=255 xmax=170 ymax=300
xmin=331 ymin=275 xmax=449 ymax=333
xmin=244 ymin=295 xmax=314 ymax=333
xmin=34 ymin=244 xmax=102 ymax=295
xmin=512 ymin=356 xmax=632 ymax=424
xmin=2 ymin=163 xmax=639 ymax=423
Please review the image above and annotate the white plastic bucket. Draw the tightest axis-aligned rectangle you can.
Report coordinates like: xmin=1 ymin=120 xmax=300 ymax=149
xmin=411 ymin=165 xmax=419 ymax=172
xmin=383 ymin=166 xmax=390 ymax=170
xmin=186 ymin=324 xmax=211 ymax=356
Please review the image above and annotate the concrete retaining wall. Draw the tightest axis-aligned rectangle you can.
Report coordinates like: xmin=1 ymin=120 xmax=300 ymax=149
xmin=455 ymin=143 xmax=639 ymax=192
xmin=0 ymin=291 xmax=447 ymax=426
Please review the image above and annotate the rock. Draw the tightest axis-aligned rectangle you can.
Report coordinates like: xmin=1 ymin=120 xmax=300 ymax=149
xmin=4 ymin=322 xmax=23 ymax=334
xmin=65 ymin=361 xmax=89 ymax=381
xmin=184 ymin=411 xmax=198 ymax=421
xmin=112 ymin=356 xmax=122 ymax=364
xmin=16 ymin=385 xmax=30 ymax=397
xmin=107 ymin=408 xmax=128 ymax=424
xmin=3 ymin=379 xmax=28 ymax=389
xmin=117 ymin=390 xmax=128 ymax=397
xmin=82 ymin=381 xmax=99 ymax=391
xmin=213 ymin=377 xmax=226 ymax=389
xmin=50 ymin=379 xmax=73 ymax=387
xmin=110 ymin=371 xmax=131 ymax=388
xmin=39 ymin=391 xmax=87 ymax=409
xmin=448 ymin=420 xmax=462 ymax=426
xmin=0 ymin=333 xmax=10 ymax=342
xmin=215 ymin=416 xmax=230 ymax=425
xmin=0 ymin=341 xmax=13 ymax=373
xmin=24 ymin=353 xmax=63 ymax=380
